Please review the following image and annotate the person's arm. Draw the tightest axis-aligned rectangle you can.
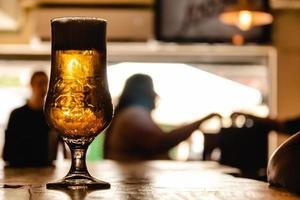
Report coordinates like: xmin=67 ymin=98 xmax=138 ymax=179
xmin=161 ymin=113 xmax=221 ymax=151
xmin=230 ymin=112 xmax=282 ymax=131
xmin=281 ymin=117 xmax=300 ymax=135
xmin=124 ymin=108 xmax=220 ymax=154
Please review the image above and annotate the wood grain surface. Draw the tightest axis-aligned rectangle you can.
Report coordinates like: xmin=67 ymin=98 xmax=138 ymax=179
xmin=0 ymin=160 xmax=299 ymax=200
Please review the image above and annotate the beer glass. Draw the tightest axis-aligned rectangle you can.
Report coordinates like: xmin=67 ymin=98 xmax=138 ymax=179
xmin=44 ymin=17 xmax=113 ymax=189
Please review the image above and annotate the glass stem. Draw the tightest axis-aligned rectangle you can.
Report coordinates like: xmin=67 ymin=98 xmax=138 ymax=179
xmin=67 ymin=144 xmax=89 ymax=176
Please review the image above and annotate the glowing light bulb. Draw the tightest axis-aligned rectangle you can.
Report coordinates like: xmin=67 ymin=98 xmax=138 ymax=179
xmin=238 ymin=10 xmax=252 ymax=31
xmin=219 ymin=3 xmax=273 ymax=32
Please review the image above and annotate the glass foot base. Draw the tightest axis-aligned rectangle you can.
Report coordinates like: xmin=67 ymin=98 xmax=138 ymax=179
xmin=46 ymin=175 xmax=110 ymax=190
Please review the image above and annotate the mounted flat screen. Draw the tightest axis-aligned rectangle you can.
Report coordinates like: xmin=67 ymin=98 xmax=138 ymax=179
xmin=155 ymin=0 xmax=271 ymax=44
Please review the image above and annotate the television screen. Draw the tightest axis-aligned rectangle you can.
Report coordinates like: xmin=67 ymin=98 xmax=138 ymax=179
xmin=155 ymin=0 xmax=271 ymax=44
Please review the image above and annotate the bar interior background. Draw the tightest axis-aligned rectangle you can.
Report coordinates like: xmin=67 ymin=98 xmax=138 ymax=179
xmin=0 ymin=0 xmax=299 ymax=162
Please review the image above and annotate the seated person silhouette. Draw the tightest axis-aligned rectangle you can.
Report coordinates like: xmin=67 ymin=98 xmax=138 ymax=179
xmin=104 ymin=74 xmax=219 ymax=160
xmin=3 ymin=71 xmax=60 ymax=167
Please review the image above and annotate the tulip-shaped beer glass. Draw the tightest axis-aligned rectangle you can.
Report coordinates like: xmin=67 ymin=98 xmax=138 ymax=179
xmin=44 ymin=17 xmax=113 ymax=189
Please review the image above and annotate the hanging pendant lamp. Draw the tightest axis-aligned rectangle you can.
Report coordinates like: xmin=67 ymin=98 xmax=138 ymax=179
xmin=219 ymin=0 xmax=273 ymax=31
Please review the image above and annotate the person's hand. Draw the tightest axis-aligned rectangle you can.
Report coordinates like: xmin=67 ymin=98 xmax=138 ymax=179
xmin=230 ymin=112 xmax=280 ymax=130
xmin=200 ymin=113 xmax=222 ymax=123
xmin=230 ymin=112 xmax=265 ymax=122
xmin=191 ymin=113 xmax=222 ymax=132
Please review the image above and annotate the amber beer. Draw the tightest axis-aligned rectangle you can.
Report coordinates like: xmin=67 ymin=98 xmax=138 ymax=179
xmin=48 ymin=50 xmax=108 ymax=137
xmin=45 ymin=18 xmax=113 ymax=140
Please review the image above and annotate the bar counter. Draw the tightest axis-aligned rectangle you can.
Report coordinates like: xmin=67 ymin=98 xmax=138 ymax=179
xmin=0 ymin=160 xmax=299 ymax=200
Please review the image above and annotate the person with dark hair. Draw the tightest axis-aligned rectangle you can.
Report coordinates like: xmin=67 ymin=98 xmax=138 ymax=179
xmin=3 ymin=71 xmax=60 ymax=167
xmin=104 ymin=74 xmax=219 ymax=160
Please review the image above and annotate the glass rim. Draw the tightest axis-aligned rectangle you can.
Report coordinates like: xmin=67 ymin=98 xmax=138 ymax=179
xmin=51 ymin=16 xmax=107 ymax=24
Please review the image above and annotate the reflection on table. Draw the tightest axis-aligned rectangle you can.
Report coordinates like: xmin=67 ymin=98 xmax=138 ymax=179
xmin=0 ymin=160 xmax=299 ymax=200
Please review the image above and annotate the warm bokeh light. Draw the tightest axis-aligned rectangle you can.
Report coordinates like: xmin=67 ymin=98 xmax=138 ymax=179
xmin=0 ymin=10 xmax=18 ymax=31
xmin=232 ymin=34 xmax=245 ymax=45
xmin=190 ymin=130 xmax=204 ymax=155
xmin=176 ymin=141 xmax=190 ymax=161
xmin=238 ymin=10 xmax=252 ymax=31
xmin=220 ymin=10 xmax=273 ymax=31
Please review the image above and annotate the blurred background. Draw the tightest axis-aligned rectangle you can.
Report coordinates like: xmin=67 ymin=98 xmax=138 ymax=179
xmin=0 ymin=0 xmax=299 ymax=162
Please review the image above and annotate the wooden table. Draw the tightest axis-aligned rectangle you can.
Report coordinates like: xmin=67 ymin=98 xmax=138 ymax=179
xmin=0 ymin=160 xmax=299 ymax=200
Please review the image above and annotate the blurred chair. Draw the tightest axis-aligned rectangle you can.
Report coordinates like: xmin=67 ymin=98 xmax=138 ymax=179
xmin=203 ymin=117 xmax=272 ymax=181
xmin=219 ymin=125 xmax=269 ymax=180
xmin=203 ymin=133 xmax=220 ymax=161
